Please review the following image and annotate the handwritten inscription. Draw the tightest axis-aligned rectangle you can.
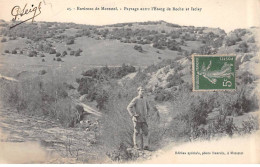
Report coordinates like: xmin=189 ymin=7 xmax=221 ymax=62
xmin=10 ymin=1 xmax=42 ymax=29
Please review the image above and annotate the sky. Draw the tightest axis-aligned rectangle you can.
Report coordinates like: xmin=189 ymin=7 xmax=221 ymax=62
xmin=0 ymin=0 xmax=260 ymax=32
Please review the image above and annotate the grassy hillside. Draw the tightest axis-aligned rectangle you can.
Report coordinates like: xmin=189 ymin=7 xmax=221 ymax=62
xmin=0 ymin=20 xmax=259 ymax=162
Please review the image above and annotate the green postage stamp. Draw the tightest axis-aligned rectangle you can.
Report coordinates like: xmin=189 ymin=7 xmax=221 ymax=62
xmin=192 ymin=55 xmax=236 ymax=91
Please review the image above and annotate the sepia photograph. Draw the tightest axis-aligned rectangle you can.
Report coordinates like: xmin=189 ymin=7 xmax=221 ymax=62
xmin=0 ymin=0 xmax=259 ymax=164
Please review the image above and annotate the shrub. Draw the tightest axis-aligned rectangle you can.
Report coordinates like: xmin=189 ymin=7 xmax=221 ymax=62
xmin=49 ymin=48 xmax=56 ymax=54
xmin=57 ymin=58 xmax=62 ymax=61
xmin=1 ymin=38 xmax=7 ymax=42
xmin=187 ymin=97 xmax=214 ymax=126
xmin=240 ymin=116 xmax=259 ymax=134
xmin=78 ymin=48 xmax=83 ymax=52
xmin=168 ymin=93 xmax=216 ymax=141
xmin=166 ymin=73 xmax=184 ymax=88
xmin=4 ymin=50 xmax=9 ymax=53
xmin=154 ymin=89 xmax=173 ymax=101
xmin=238 ymin=71 xmax=255 ymax=84
xmin=62 ymin=51 xmax=67 ymax=57
xmin=200 ymin=116 xmax=237 ymax=139
xmin=152 ymin=42 xmax=164 ymax=50
xmin=236 ymin=42 xmax=249 ymax=53
xmin=28 ymin=51 xmax=37 ymax=57
xmin=75 ymin=50 xmax=81 ymax=56
xmin=12 ymin=50 xmax=17 ymax=54
xmin=37 ymin=44 xmax=44 ymax=51
xmin=56 ymin=52 xmax=61 ymax=57
xmin=41 ymin=44 xmax=52 ymax=53
xmin=225 ymin=90 xmax=254 ymax=116
xmin=247 ymin=36 xmax=255 ymax=43
xmin=81 ymin=64 xmax=136 ymax=80
xmin=20 ymin=50 xmax=23 ymax=54
xmin=167 ymin=43 xmax=182 ymax=51
xmin=195 ymin=45 xmax=217 ymax=55
xmin=66 ymin=38 xmax=74 ymax=45
xmin=133 ymin=45 xmax=143 ymax=52
xmin=70 ymin=51 xmax=75 ymax=55
xmin=215 ymin=85 xmax=259 ymax=118
xmin=225 ymin=34 xmax=241 ymax=46
xmin=40 ymin=54 xmax=45 ymax=57
xmin=39 ymin=70 xmax=47 ymax=75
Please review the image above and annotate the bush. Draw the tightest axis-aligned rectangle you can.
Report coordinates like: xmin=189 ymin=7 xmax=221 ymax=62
xmin=77 ymin=64 xmax=137 ymax=111
xmin=28 ymin=51 xmax=37 ymax=57
xmin=195 ymin=45 xmax=217 ymax=55
xmin=133 ymin=45 xmax=143 ymax=52
xmin=167 ymin=93 xmax=216 ymax=141
xmin=152 ymin=42 xmax=164 ymax=50
xmin=223 ymin=88 xmax=256 ymax=116
xmin=62 ymin=51 xmax=67 ymax=57
xmin=1 ymin=38 xmax=7 ymax=42
xmin=247 ymin=36 xmax=255 ymax=43
xmin=182 ymin=50 xmax=190 ymax=58
xmin=81 ymin=64 xmax=136 ymax=80
xmin=4 ymin=50 xmax=9 ymax=53
xmin=154 ymin=88 xmax=173 ymax=101
xmin=66 ymin=38 xmax=74 ymax=45
xmin=56 ymin=52 xmax=61 ymax=57
xmin=57 ymin=58 xmax=62 ymax=61
xmin=12 ymin=50 xmax=17 ymax=54
xmin=39 ymin=70 xmax=47 ymax=75
xmin=49 ymin=48 xmax=56 ymax=54
xmin=225 ymin=34 xmax=241 ymax=46
xmin=187 ymin=97 xmax=214 ymax=126
xmin=40 ymin=54 xmax=45 ymax=57
xmin=166 ymin=73 xmax=184 ymax=88
xmin=70 ymin=51 xmax=75 ymax=55
xmin=236 ymin=42 xmax=249 ymax=53
xmin=238 ymin=71 xmax=255 ymax=84
xmin=200 ymin=116 xmax=237 ymax=139
xmin=75 ymin=50 xmax=81 ymax=56
xmin=78 ymin=48 xmax=83 ymax=52
xmin=167 ymin=42 xmax=182 ymax=51
xmin=240 ymin=116 xmax=259 ymax=134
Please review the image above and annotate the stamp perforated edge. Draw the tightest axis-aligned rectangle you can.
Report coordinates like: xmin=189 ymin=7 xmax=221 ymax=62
xmin=192 ymin=54 xmax=236 ymax=92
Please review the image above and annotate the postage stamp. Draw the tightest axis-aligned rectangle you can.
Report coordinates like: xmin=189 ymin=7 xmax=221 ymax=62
xmin=192 ymin=55 xmax=236 ymax=91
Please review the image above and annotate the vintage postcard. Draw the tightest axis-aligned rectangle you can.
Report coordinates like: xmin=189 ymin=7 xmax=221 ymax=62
xmin=0 ymin=0 xmax=259 ymax=164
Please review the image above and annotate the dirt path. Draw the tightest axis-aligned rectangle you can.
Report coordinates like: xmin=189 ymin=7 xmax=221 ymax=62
xmin=0 ymin=100 xmax=108 ymax=163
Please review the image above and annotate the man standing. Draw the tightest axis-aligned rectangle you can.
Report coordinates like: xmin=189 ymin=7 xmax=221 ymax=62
xmin=127 ymin=86 xmax=151 ymax=150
